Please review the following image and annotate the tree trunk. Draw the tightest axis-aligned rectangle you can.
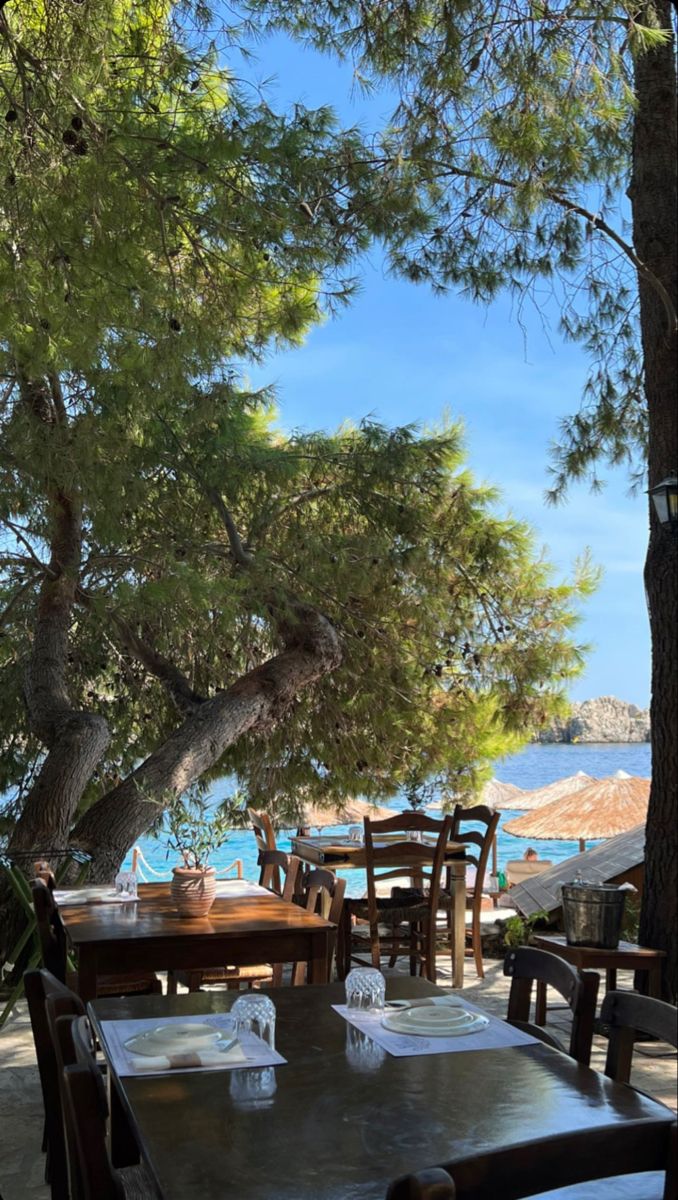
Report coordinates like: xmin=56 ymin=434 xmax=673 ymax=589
xmin=632 ymin=2 xmax=678 ymax=1000
xmin=70 ymin=604 xmax=341 ymax=880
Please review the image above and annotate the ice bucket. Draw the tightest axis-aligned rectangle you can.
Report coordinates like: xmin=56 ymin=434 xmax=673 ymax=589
xmin=561 ymin=882 xmax=626 ymax=950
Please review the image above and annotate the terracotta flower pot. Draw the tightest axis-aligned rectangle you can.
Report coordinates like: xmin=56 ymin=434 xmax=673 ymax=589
xmin=170 ymin=866 xmax=217 ymax=918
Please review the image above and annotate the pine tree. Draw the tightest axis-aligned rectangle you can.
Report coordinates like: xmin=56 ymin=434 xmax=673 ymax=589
xmin=0 ymin=0 xmax=591 ymax=956
xmin=250 ymin=0 xmax=678 ymax=996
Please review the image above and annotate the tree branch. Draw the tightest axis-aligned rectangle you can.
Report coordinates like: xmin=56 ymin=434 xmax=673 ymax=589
xmin=107 ymin=609 xmax=206 ymax=717
xmin=70 ymin=602 xmax=341 ymax=877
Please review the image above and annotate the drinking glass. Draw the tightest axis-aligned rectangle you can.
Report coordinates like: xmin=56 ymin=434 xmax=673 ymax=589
xmin=407 ymin=829 xmax=423 ymax=843
xmin=230 ymin=994 xmax=276 ymax=1049
xmin=348 ymin=826 xmax=363 ymax=843
xmin=114 ymin=870 xmax=138 ymax=899
xmin=344 ymin=967 xmax=385 ymax=1012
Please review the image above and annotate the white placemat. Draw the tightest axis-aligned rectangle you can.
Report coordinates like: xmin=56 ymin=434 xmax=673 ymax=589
xmin=101 ymin=1013 xmax=287 ymax=1076
xmin=54 ymin=887 xmax=137 ymax=906
xmin=213 ymin=879 xmax=270 ymax=898
xmin=333 ymin=1000 xmax=540 ymax=1057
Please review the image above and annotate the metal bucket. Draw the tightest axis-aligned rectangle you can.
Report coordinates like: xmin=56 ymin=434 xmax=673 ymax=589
xmin=561 ymin=882 xmax=626 ymax=950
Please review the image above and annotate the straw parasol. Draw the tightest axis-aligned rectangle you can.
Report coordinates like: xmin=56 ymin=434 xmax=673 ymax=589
xmin=497 ymin=770 xmax=594 ymax=811
xmin=289 ymin=797 xmax=394 ymax=830
xmin=503 ymin=770 xmax=650 ymax=852
xmin=430 ymin=777 xmax=524 ymax=812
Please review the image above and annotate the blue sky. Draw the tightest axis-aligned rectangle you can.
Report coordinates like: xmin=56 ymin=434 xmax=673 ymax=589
xmin=241 ymin=29 xmax=650 ymax=706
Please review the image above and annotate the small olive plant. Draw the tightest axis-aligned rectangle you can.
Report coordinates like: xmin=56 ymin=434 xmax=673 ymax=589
xmin=503 ymin=909 xmax=551 ymax=948
xmin=164 ymin=793 xmax=232 ymax=871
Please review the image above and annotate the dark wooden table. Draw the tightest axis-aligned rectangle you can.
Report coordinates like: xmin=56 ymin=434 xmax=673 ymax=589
xmin=60 ymin=881 xmax=333 ymax=1002
xmin=91 ymin=978 xmax=675 ymax=1200
xmin=291 ymin=835 xmax=468 ymax=988
xmin=532 ymin=933 xmax=666 ymax=1023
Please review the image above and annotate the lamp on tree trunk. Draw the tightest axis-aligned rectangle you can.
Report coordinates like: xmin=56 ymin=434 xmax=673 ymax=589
xmin=649 ymin=475 xmax=678 ymax=534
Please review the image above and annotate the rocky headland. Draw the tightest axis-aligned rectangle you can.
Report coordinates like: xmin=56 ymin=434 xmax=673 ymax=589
xmin=536 ymin=696 xmax=650 ymax=744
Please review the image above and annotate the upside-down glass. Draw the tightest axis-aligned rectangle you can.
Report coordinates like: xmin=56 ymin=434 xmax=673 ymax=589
xmin=114 ymin=870 xmax=138 ymax=899
xmin=230 ymin=993 xmax=276 ymax=1050
xmin=344 ymin=967 xmax=385 ymax=1012
xmin=348 ymin=826 xmax=363 ymax=843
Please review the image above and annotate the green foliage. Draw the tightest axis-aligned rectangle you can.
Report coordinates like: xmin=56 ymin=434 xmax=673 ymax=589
xmin=0 ymin=2 xmax=595 ymax=837
xmin=163 ymin=790 xmax=232 ymax=870
xmin=503 ymin=908 xmax=551 ymax=948
xmin=246 ymin=0 xmax=674 ymax=495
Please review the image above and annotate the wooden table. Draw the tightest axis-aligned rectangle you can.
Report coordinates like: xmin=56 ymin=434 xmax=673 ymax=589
xmin=91 ymin=978 xmax=675 ymax=1200
xmin=532 ymin=934 xmax=666 ymax=1024
xmin=60 ymin=881 xmax=334 ymax=1002
xmin=291 ymin=834 xmax=468 ymax=988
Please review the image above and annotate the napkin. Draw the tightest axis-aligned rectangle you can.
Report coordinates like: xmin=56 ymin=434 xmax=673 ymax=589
xmin=129 ymin=1042 xmax=247 ymax=1073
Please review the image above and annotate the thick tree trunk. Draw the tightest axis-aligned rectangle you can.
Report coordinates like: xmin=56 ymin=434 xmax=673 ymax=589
xmin=632 ymin=2 xmax=678 ymax=1000
xmin=70 ymin=604 xmax=341 ymax=880
xmin=1 ymin=381 xmax=110 ymax=961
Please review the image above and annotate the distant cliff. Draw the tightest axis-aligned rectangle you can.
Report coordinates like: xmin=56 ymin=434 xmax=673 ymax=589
xmin=536 ymin=696 xmax=650 ymax=744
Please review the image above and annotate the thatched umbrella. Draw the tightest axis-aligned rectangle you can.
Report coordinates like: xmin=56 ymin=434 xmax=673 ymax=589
xmin=431 ymin=777 xmax=524 ymax=812
xmin=497 ymin=770 xmax=594 ymax=811
xmin=503 ymin=771 xmax=650 ymax=853
xmin=285 ymin=797 xmax=394 ymax=830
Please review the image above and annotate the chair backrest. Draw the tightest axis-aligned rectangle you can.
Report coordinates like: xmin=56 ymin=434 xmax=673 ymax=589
xmin=24 ymin=969 xmax=85 ymax=1200
xmin=62 ymin=1016 xmax=126 ymax=1200
xmin=248 ymin=808 xmax=277 ymax=854
xmin=31 ymin=877 xmax=68 ymax=981
xmin=601 ymin=989 xmax=678 ymax=1084
xmin=257 ymin=849 xmax=301 ymax=902
xmin=386 ymin=1120 xmax=677 ymax=1200
xmin=450 ymin=805 xmax=500 ymax=899
xmin=291 ymin=868 xmax=346 ymax=985
xmin=504 ymin=946 xmax=599 ymax=1066
xmin=363 ymin=812 xmax=456 ymax=932
xmin=505 ymin=860 xmax=552 ymax=886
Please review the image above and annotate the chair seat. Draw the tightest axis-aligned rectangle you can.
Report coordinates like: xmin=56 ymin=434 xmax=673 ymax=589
xmin=120 ymin=1160 xmax=163 ymax=1198
xmin=173 ymin=964 xmax=273 ymax=987
xmin=66 ymin=970 xmax=161 ymax=997
xmin=348 ymin=887 xmax=455 ymax=927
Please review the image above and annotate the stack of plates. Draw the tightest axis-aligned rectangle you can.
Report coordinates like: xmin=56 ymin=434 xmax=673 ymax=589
xmin=125 ymin=1022 xmax=236 ymax=1057
xmin=381 ymin=1005 xmax=489 ymax=1037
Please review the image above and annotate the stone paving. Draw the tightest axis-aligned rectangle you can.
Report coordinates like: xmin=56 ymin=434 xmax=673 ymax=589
xmin=0 ymin=957 xmax=676 ymax=1200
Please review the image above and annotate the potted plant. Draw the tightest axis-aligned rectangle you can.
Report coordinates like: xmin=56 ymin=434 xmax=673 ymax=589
xmin=164 ymin=794 xmax=232 ymax=918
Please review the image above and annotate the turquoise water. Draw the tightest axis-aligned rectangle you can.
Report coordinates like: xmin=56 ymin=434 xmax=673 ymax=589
xmin=124 ymin=742 xmax=651 ymax=896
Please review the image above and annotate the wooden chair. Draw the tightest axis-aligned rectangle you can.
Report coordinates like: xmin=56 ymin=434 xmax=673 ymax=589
xmin=291 ymin=867 xmax=346 ymax=985
xmin=248 ymin=807 xmax=278 ymax=890
xmin=61 ymin=1015 xmax=161 ymax=1199
xmin=448 ymin=804 xmax=500 ymax=979
xmin=386 ymin=1119 xmax=677 ymax=1200
xmin=168 ymin=851 xmax=303 ymax=993
xmin=30 ymin=878 xmax=162 ymax=997
xmin=344 ymin=812 xmax=456 ymax=983
xmin=601 ymin=989 xmax=678 ymax=1084
xmin=504 ymin=946 xmax=599 ymax=1066
xmin=24 ymin=969 xmax=86 ymax=1200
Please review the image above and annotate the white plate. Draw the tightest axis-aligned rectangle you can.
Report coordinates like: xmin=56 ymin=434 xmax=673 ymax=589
xmin=381 ymin=1006 xmax=489 ymax=1037
xmin=124 ymin=1022 xmax=236 ymax=1057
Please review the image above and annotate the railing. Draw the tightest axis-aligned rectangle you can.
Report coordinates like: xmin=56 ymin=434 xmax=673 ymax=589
xmin=131 ymin=845 xmax=243 ymax=882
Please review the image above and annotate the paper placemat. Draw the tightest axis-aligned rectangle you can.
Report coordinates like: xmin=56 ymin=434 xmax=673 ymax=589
xmin=101 ymin=1012 xmax=287 ymax=1077
xmin=55 ymin=887 xmax=137 ymax=906
xmin=333 ymin=1001 xmax=540 ymax=1057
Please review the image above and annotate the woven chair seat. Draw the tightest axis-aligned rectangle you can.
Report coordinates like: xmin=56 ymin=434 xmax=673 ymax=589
xmin=66 ymin=970 xmax=161 ymax=997
xmin=121 ymin=1160 xmax=163 ymax=1198
xmin=348 ymin=887 xmax=455 ymax=926
xmin=173 ymin=963 xmax=273 ymax=987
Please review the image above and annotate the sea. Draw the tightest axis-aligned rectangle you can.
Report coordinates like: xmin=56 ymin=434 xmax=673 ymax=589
xmin=123 ymin=742 xmax=651 ymax=897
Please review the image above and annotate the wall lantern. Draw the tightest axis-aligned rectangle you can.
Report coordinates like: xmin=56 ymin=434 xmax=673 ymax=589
xmin=649 ymin=475 xmax=678 ymax=533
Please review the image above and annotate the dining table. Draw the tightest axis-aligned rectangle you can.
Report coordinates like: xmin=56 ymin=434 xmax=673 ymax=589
xmin=90 ymin=976 xmax=675 ymax=1200
xmin=59 ymin=879 xmax=334 ymax=1002
xmin=291 ymin=833 xmax=468 ymax=987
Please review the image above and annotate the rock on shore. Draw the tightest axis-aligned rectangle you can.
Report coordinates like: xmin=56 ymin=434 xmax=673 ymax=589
xmin=536 ymin=696 xmax=650 ymax=744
